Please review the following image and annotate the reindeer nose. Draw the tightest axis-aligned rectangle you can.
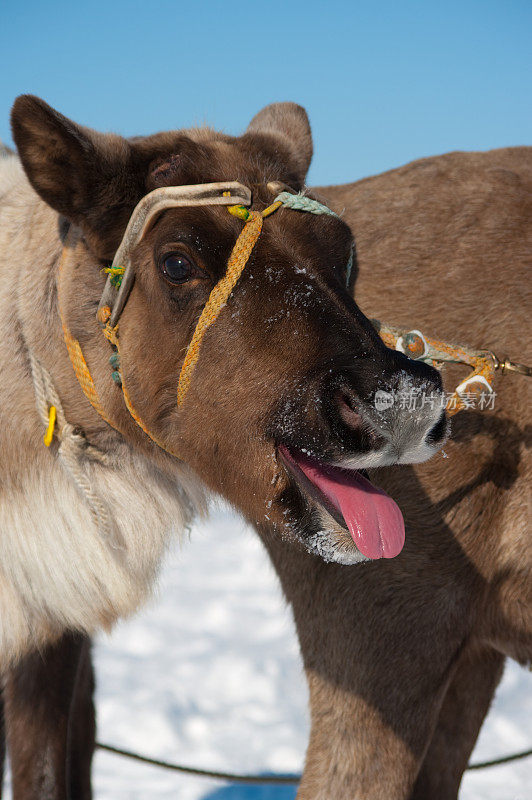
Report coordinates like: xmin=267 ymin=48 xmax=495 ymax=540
xmin=371 ymin=374 xmax=448 ymax=464
xmin=330 ymin=360 xmax=448 ymax=465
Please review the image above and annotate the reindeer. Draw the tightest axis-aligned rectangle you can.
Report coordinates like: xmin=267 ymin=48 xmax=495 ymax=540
xmin=0 ymin=95 xmax=529 ymax=799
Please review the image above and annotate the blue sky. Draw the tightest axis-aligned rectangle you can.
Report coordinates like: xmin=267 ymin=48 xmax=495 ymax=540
xmin=0 ymin=0 xmax=530 ymax=185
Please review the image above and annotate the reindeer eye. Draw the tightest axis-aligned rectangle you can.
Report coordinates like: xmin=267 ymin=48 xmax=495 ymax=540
xmin=160 ymin=253 xmax=197 ymax=284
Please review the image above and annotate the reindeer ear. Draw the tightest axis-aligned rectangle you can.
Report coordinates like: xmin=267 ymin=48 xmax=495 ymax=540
xmin=245 ymin=102 xmax=313 ymax=184
xmin=11 ymin=95 xmax=143 ymax=258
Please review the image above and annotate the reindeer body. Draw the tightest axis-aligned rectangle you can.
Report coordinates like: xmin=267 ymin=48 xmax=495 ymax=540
xmin=257 ymin=149 xmax=532 ymax=799
xmin=320 ymin=146 xmax=532 ymax=668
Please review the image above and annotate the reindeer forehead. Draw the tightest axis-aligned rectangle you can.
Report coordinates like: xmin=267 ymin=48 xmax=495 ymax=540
xmin=145 ymin=132 xmax=300 ymax=193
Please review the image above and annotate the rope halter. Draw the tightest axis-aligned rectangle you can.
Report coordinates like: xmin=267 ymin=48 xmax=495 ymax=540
xmin=54 ymin=179 xmax=530 ymax=461
xmin=34 ymin=180 xmax=530 ymax=548
xmin=58 ymin=182 xmax=348 ymax=458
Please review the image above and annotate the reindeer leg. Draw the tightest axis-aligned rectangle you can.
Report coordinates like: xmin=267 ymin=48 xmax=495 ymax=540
xmin=262 ymin=530 xmax=476 ymax=800
xmin=410 ymin=644 xmax=505 ymax=800
xmin=4 ymin=632 xmax=95 ymax=800
xmin=68 ymin=637 xmax=95 ymax=800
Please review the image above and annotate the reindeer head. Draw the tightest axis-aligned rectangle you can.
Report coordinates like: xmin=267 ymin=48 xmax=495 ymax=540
xmin=12 ymin=96 xmax=447 ymax=565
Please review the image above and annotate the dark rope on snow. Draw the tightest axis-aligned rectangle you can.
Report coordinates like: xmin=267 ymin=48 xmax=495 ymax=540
xmin=96 ymin=743 xmax=300 ymax=784
xmin=96 ymin=741 xmax=532 ymax=782
xmin=466 ymin=747 xmax=532 ymax=770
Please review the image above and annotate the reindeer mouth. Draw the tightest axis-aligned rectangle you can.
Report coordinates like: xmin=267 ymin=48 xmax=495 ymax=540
xmin=278 ymin=445 xmax=405 ymax=560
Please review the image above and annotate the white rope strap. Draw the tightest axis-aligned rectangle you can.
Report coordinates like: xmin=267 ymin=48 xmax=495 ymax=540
xmin=274 ymin=191 xmax=354 ymax=285
xmin=274 ymin=191 xmax=339 ymax=217
xmin=27 ymin=352 xmax=122 ymax=550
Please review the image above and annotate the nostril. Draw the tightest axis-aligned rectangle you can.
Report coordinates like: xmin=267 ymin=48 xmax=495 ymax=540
xmin=426 ymin=411 xmax=448 ymax=445
xmin=333 ymin=388 xmax=385 ymax=451
xmin=336 ymin=390 xmax=363 ymax=431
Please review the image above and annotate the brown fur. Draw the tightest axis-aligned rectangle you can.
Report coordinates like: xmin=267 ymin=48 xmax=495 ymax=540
xmin=0 ymin=95 xmax=529 ymax=798
xmin=265 ymin=149 xmax=531 ymax=798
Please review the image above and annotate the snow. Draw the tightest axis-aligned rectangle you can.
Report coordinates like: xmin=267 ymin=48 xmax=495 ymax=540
xmin=92 ymin=504 xmax=305 ymax=800
xmin=4 ymin=504 xmax=532 ymax=798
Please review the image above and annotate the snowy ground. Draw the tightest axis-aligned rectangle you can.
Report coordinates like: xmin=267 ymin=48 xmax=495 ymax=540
xmin=5 ymin=504 xmax=532 ymax=798
xmin=93 ymin=504 xmax=531 ymax=800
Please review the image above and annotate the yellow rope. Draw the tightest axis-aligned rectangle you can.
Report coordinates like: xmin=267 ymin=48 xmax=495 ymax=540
xmin=176 ymin=210 xmax=264 ymax=406
xmin=58 ymin=239 xmax=183 ymax=457
xmin=43 ymin=405 xmax=56 ymax=447
xmin=61 ymin=323 xmax=117 ymax=429
xmin=176 ymin=201 xmax=287 ymax=406
xmin=261 ymin=200 xmax=283 ymax=218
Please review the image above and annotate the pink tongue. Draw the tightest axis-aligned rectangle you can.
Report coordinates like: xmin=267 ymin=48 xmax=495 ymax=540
xmin=291 ymin=451 xmax=405 ymax=559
